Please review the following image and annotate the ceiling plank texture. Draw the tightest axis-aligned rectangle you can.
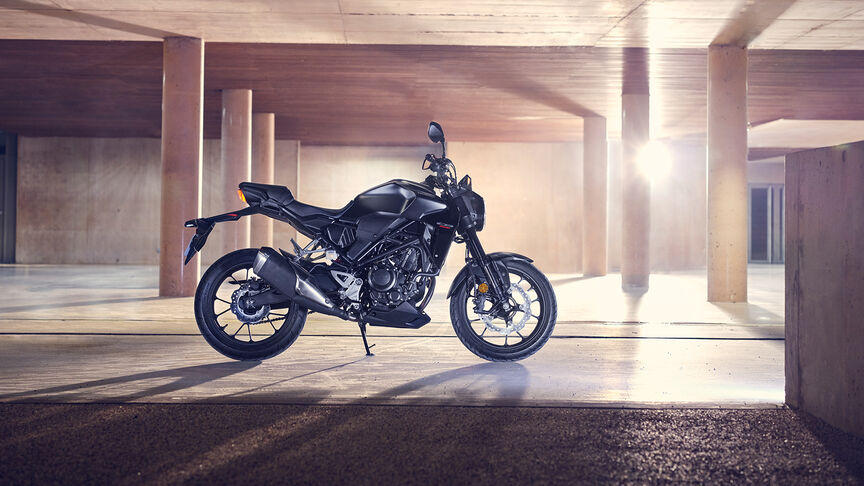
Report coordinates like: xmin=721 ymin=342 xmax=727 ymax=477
xmin=2 ymin=0 xmax=864 ymax=49
xmin=2 ymin=41 xmax=864 ymax=144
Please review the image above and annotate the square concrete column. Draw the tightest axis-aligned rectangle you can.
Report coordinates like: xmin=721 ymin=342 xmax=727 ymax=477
xmin=582 ymin=117 xmax=608 ymax=276
xmin=707 ymin=45 xmax=748 ymax=302
xmin=250 ymin=112 xmax=275 ymax=248
xmin=221 ymin=89 xmax=252 ymax=253
xmin=274 ymin=140 xmax=300 ymax=250
xmin=621 ymin=48 xmax=651 ymax=289
xmin=159 ymin=37 xmax=204 ymax=297
xmin=786 ymin=141 xmax=864 ymax=439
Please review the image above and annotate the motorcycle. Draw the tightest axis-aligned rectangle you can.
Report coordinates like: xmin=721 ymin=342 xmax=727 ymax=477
xmin=183 ymin=122 xmax=557 ymax=361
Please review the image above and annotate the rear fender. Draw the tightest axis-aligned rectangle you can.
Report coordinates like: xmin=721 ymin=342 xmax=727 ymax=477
xmin=446 ymin=252 xmax=534 ymax=298
xmin=183 ymin=206 xmax=260 ymax=264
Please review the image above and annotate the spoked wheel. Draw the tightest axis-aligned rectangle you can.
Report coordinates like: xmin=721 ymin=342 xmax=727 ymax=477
xmin=450 ymin=259 xmax=557 ymax=361
xmin=194 ymin=248 xmax=307 ymax=361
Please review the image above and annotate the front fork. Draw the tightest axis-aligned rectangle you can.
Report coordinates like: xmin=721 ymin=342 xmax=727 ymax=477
xmin=462 ymin=228 xmax=509 ymax=303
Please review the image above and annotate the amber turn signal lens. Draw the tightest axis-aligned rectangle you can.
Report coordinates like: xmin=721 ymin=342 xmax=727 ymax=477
xmin=238 ymin=189 xmax=246 ymax=204
xmin=478 ymin=283 xmax=489 ymax=294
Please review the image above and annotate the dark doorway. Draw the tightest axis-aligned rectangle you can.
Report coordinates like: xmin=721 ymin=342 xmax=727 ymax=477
xmin=0 ymin=131 xmax=16 ymax=264
xmin=749 ymin=184 xmax=784 ymax=263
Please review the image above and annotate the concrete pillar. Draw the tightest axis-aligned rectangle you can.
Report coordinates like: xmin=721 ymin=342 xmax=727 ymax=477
xmin=582 ymin=117 xmax=607 ymax=276
xmin=786 ymin=141 xmax=864 ymax=439
xmin=621 ymin=49 xmax=650 ymax=289
xmin=221 ymin=89 xmax=252 ymax=253
xmin=273 ymin=140 xmax=300 ymax=250
xmin=250 ymin=112 xmax=275 ymax=248
xmin=707 ymin=45 xmax=748 ymax=302
xmin=159 ymin=37 xmax=203 ymax=297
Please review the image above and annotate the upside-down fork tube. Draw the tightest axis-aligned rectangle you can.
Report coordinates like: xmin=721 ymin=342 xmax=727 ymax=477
xmin=462 ymin=228 xmax=509 ymax=299
xmin=253 ymin=247 xmax=350 ymax=319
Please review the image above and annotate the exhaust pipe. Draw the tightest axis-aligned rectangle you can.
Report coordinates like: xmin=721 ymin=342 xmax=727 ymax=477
xmin=253 ymin=247 xmax=349 ymax=319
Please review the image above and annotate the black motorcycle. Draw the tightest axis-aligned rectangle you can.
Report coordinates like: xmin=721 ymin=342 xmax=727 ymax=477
xmin=183 ymin=122 xmax=557 ymax=361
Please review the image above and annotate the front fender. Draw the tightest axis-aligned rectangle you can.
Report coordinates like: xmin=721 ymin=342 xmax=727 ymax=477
xmin=446 ymin=252 xmax=534 ymax=298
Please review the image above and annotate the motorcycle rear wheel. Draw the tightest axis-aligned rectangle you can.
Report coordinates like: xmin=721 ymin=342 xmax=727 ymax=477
xmin=450 ymin=259 xmax=557 ymax=362
xmin=194 ymin=248 xmax=307 ymax=361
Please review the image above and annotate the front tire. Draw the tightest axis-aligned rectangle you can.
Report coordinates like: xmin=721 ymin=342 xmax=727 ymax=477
xmin=450 ymin=259 xmax=557 ymax=362
xmin=194 ymin=248 xmax=307 ymax=361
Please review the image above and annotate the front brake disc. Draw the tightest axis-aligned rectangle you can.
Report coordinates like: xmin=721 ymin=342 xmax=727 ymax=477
xmin=476 ymin=283 xmax=532 ymax=335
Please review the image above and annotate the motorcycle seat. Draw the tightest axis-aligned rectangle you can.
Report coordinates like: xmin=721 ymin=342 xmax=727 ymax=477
xmin=239 ymin=182 xmax=294 ymax=207
xmin=239 ymin=182 xmax=351 ymax=220
xmin=287 ymin=199 xmax=352 ymax=219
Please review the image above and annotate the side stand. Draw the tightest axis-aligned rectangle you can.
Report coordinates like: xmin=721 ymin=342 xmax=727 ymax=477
xmin=358 ymin=322 xmax=375 ymax=356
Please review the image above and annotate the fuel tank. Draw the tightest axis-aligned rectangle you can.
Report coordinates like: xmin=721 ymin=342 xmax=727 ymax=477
xmin=343 ymin=180 xmax=444 ymax=220
xmin=329 ymin=179 xmax=450 ymax=262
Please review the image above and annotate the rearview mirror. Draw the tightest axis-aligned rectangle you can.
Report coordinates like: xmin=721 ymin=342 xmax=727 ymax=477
xmin=428 ymin=121 xmax=445 ymax=144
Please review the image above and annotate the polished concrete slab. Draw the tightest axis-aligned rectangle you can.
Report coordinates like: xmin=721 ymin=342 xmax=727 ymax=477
xmin=0 ymin=264 xmax=785 ymax=407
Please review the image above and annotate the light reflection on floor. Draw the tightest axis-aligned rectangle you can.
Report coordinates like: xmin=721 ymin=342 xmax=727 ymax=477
xmin=0 ymin=264 xmax=785 ymax=407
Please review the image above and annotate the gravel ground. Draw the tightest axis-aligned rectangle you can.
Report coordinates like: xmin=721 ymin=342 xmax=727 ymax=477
xmin=1 ymin=404 xmax=862 ymax=485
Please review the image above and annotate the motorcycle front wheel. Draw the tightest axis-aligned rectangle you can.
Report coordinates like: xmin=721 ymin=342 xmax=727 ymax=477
xmin=194 ymin=248 xmax=307 ymax=361
xmin=450 ymin=259 xmax=557 ymax=362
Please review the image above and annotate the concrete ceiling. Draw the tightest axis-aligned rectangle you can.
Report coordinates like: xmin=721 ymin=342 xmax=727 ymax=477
xmin=2 ymin=41 xmax=864 ymax=144
xmin=748 ymin=119 xmax=864 ymax=149
xmin=1 ymin=0 xmax=864 ymax=49
xmin=2 ymin=1 xmax=864 ymax=145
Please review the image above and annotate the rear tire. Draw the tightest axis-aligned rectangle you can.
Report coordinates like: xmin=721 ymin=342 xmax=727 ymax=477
xmin=450 ymin=259 xmax=557 ymax=362
xmin=194 ymin=248 xmax=307 ymax=361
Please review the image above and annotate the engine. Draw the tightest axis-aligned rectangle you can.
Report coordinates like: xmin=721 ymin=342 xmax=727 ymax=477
xmin=365 ymin=246 xmax=427 ymax=308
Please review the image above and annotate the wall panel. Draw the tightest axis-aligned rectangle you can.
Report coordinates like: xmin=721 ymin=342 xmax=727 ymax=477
xmin=749 ymin=161 xmax=784 ymax=184
xmin=446 ymin=142 xmax=583 ymax=273
xmin=299 ymin=143 xmax=584 ymax=273
xmin=650 ymin=143 xmax=707 ymax=271
xmin=17 ymin=137 xmax=160 ymax=264
xmin=17 ymin=137 xmax=715 ymax=273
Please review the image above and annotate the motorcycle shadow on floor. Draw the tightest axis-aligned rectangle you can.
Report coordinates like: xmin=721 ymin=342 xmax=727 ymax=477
xmin=0 ymin=357 xmax=530 ymax=407
xmin=0 ymin=361 xmax=261 ymax=403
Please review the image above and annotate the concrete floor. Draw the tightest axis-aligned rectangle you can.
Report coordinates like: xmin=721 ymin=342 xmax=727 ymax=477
xmin=7 ymin=264 xmax=863 ymax=484
xmin=0 ymin=264 xmax=784 ymax=407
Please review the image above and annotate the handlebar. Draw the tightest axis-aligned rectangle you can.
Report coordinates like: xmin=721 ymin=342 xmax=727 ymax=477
xmin=422 ymin=154 xmax=456 ymax=191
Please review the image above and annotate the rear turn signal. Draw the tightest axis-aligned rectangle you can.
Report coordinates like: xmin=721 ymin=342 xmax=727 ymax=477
xmin=238 ymin=189 xmax=247 ymax=204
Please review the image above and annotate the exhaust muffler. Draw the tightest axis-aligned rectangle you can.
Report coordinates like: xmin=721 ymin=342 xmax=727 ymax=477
xmin=253 ymin=247 xmax=349 ymax=319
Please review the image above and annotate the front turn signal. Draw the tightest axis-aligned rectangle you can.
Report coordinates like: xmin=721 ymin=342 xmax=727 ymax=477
xmin=477 ymin=282 xmax=489 ymax=294
xmin=238 ymin=189 xmax=247 ymax=204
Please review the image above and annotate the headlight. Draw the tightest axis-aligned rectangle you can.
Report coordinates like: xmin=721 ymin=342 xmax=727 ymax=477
xmin=473 ymin=194 xmax=485 ymax=231
xmin=461 ymin=191 xmax=485 ymax=232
